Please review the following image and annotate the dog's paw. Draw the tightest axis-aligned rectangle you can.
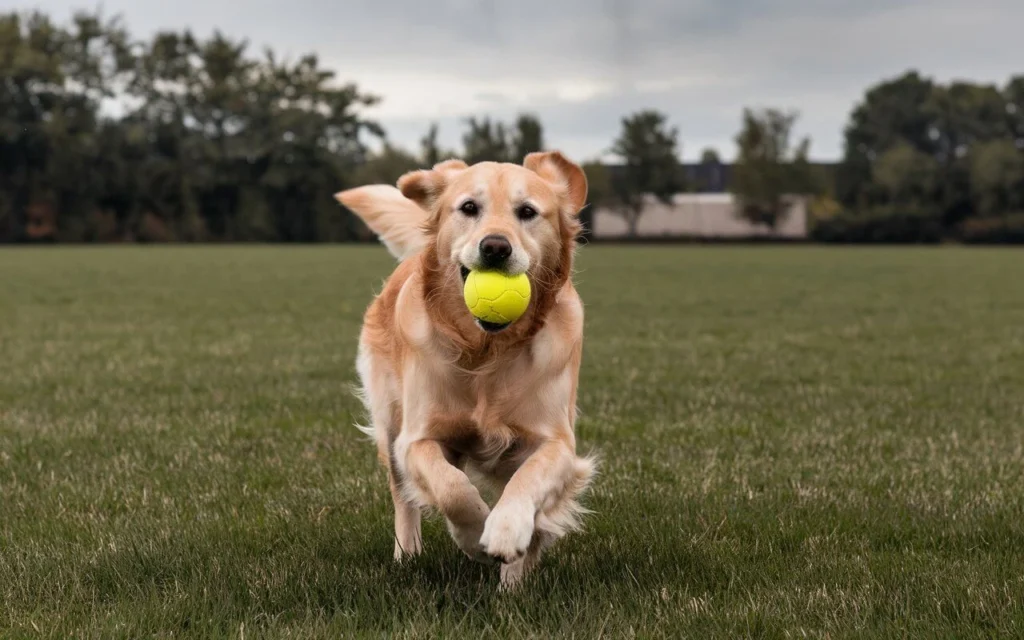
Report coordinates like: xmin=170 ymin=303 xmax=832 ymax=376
xmin=447 ymin=521 xmax=495 ymax=565
xmin=480 ymin=500 xmax=535 ymax=564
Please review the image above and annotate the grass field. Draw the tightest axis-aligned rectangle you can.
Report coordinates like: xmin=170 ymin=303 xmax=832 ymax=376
xmin=2 ymin=246 xmax=1024 ymax=638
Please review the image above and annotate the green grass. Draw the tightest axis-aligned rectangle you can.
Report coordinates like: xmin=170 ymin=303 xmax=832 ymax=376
xmin=2 ymin=246 xmax=1024 ymax=638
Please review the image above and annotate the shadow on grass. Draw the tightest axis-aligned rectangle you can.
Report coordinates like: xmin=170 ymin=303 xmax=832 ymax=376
xmin=77 ymin=509 xmax=727 ymax=621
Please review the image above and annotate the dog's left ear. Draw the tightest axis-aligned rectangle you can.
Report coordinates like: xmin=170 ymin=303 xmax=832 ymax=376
xmin=523 ymin=151 xmax=588 ymax=215
xmin=397 ymin=159 xmax=469 ymax=210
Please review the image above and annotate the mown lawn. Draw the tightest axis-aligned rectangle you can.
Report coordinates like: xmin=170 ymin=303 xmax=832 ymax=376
xmin=1 ymin=246 xmax=1023 ymax=638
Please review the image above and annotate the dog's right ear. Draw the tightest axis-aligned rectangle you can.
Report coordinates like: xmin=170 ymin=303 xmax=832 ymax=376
xmin=398 ymin=159 xmax=468 ymax=209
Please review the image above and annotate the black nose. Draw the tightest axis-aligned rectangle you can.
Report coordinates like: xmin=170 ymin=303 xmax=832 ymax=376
xmin=479 ymin=235 xmax=512 ymax=268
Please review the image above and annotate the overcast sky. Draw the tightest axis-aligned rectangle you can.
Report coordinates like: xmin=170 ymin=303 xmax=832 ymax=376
xmin=19 ymin=0 xmax=1024 ymax=161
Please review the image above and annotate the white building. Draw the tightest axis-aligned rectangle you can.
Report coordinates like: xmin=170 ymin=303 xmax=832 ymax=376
xmin=591 ymin=193 xmax=808 ymax=239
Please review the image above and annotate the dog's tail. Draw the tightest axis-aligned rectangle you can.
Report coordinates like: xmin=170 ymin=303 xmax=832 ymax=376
xmin=335 ymin=185 xmax=428 ymax=261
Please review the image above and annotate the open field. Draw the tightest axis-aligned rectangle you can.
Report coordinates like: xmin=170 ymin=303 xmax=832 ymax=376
xmin=2 ymin=246 xmax=1024 ymax=638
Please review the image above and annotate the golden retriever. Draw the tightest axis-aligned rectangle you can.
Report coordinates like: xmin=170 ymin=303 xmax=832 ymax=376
xmin=335 ymin=151 xmax=595 ymax=589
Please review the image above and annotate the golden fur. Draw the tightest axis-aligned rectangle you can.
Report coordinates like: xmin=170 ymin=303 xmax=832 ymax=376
xmin=336 ymin=151 xmax=595 ymax=590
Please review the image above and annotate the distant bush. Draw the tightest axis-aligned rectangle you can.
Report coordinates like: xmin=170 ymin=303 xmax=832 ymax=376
xmin=958 ymin=214 xmax=1024 ymax=244
xmin=811 ymin=206 xmax=945 ymax=244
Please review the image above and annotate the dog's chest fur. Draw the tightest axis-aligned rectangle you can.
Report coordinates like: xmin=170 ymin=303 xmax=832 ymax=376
xmin=414 ymin=322 xmax=577 ymax=469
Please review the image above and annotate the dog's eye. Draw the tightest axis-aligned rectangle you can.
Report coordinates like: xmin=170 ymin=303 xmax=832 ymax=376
xmin=517 ymin=205 xmax=538 ymax=221
xmin=459 ymin=200 xmax=479 ymax=216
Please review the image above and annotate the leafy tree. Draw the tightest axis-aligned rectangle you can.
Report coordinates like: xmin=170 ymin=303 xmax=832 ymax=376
xmin=700 ymin=148 xmax=720 ymax=164
xmin=419 ymin=123 xmax=459 ymax=167
xmin=1006 ymin=76 xmax=1024 ymax=144
xmin=579 ymin=160 xmax=610 ymax=239
xmin=838 ymin=71 xmax=1021 ymax=229
xmin=581 ymin=161 xmax=610 ymax=209
xmin=459 ymin=113 xmax=545 ymax=164
xmin=247 ymin=52 xmax=382 ymax=241
xmin=697 ymin=147 xmax=723 ymax=191
xmin=731 ymin=108 xmax=813 ymax=229
xmin=126 ymin=29 xmax=381 ymax=241
xmin=510 ymin=114 xmax=544 ymax=160
xmin=607 ymin=110 xmax=682 ymax=236
xmin=926 ymin=82 xmax=1009 ymax=162
xmin=970 ymin=140 xmax=1024 ymax=216
xmin=0 ymin=10 xmax=383 ymax=243
xmin=0 ymin=11 xmax=131 ymax=241
xmin=420 ymin=124 xmax=442 ymax=166
xmin=837 ymin=71 xmax=936 ymax=208
xmin=925 ymin=82 xmax=1011 ymax=223
xmin=872 ymin=142 xmax=940 ymax=206
xmin=462 ymin=117 xmax=510 ymax=164
xmin=353 ymin=144 xmax=422 ymax=186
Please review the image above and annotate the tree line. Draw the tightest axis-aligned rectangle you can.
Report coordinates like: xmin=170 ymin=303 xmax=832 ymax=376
xmin=824 ymin=72 xmax=1024 ymax=243
xmin=2 ymin=11 xmax=1022 ymax=243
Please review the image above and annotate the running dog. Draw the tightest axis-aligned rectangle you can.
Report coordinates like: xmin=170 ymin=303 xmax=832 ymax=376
xmin=335 ymin=151 xmax=595 ymax=589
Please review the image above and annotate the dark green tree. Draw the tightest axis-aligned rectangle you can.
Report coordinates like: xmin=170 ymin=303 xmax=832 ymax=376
xmin=510 ymin=114 xmax=544 ymax=160
xmin=0 ymin=11 xmax=131 ymax=241
xmin=607 ymin=110 xmax=682 ymax=236
xmin=1006 ymin=76 xmax=1024 ymax=143
xmin=419 ymin=123 xmax=459 ymax=167
xmin=420 ymin=123 xmax=442 ymax=166
xmin=731 ymin=108 xmax=813 ymax=229
xmin=871 ymin=142 xmax=940 ymax=206
xmin=460 ymin=113 xmax=546 ymax=164
xmin=700 ymin=148 xmax=721 ymax=164
xmin=836 ymin=71 xmax=936 ymax=208
xmin=697 ymin=147 xmax=723 ymax=191
xmin=353 ymin=144 xmax=422 ymax=186
xmin=462 ymin=117 xmax=510 ymax=164
xmin=837 ymin=71 xmax=1021 ymax=229
xmin=925 ymin=81 xmax=1011 ymax=223
xmin=127 ymin=30 xmax=382 ymax=241
xmin=970 ymin=140 xmax=1024 ymax=216
xmin=579 ymin=160 xmax=610 ymax=239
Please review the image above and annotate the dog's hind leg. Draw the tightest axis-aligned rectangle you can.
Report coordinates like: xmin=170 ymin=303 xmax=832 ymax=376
xmin=357 ymin=343 xmax=421 ymax=561
xmin=380 ymin=408 xmax=422 ymax=561
xmin=388 ymin=459 xmax=422 ymax=561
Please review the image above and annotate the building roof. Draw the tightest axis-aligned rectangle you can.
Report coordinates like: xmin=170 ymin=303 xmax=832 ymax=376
xmin=602 ymin=162 xmax=838 ymax=194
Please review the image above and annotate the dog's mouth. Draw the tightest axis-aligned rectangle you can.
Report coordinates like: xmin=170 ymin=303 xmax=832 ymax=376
xmin=459 ymin=265 xmax=470 ymax=282
xmin=476 ymin=319 xmax=510 ymax=333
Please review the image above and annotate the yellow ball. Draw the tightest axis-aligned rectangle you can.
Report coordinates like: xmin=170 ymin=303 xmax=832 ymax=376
xmin=463 ymin=270 xmax=531 ymax=325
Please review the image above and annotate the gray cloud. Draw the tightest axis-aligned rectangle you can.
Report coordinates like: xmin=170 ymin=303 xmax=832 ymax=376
xmin=21 ymin=0 xmax=1024 ymax=160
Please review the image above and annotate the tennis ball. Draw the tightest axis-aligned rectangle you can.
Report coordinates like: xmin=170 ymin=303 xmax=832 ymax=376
xmin=463 ymin=270 xmax=531 ymax=325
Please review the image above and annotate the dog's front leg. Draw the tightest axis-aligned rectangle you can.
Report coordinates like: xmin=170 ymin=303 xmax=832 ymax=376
xmin=401 ymin=438 xmax=492 ymax=563
xmin=480 ymin=437 xmax=579 ymax=566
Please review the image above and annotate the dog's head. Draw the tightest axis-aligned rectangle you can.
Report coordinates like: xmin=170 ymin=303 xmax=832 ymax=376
xmin=399 ymin=152 xmax=587 ymax=297
xmin=337 ymin=151 xmax=587 ymax=341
